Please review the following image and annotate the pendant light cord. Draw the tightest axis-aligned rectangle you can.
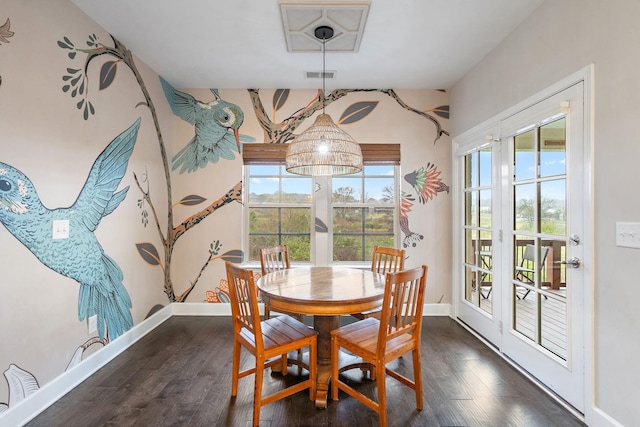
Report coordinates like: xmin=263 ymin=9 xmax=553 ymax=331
xmin=322 ymin=35 xmax=326 ymax=115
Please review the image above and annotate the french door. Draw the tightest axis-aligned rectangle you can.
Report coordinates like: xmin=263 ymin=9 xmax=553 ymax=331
xmin=455 ymin=78 xmax=590 ymax=414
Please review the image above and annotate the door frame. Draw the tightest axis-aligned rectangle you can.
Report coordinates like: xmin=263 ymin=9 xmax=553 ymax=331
xmin=451 ymin=65 xmax=594 ymax=422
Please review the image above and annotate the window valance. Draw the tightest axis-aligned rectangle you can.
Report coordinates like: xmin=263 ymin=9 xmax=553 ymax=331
xmin=242 ymin=143 xmax=400 ymax=165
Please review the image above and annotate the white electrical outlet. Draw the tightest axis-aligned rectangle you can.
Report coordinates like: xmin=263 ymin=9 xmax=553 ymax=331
xmin=52 ymin=219 xmax=70 ymax=239
xmin=616 ymin=222 xmax=640 ymax=249
xmin=88 ymin=315 xmax=98 ymax=334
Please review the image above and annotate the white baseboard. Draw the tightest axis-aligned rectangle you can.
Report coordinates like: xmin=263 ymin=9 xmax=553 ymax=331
xmin=592 ymin=407 xmax=624 ymax=427
xmin=0 ymin=305 xmax=173 ymax=427
xmin=1 ymin=301 xmax=451 ymax=427
xmin=172 ymin=302 xmax=451 ymax=317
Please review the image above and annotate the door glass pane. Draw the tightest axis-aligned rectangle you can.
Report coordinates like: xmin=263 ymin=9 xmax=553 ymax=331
xmin=465 ymin=266 xmax=478 ymax=304
xmin=480 ymin=189 xmax=491 ymax=227
xmin=514 ymin=128 xmax=535 ymax=181
xmin=541 ymin=296 xmax=567 ymax=359
xmin=539 ymin=118 xmax=566 ymax=177
xmin=479 ymin=232 xmax=493 ymax=314
xmin=479 ymin=147 xmax=492 ymax=187
xmin=540 ymin=179 xmax=566 ymax=236
xmin=514 ymin=183 xmax=535 ymax=231
xmin=465 ymin=229 xmax=477 ymax=265
xmin=468 ymin=191 xmax=478 ymax=227
xmin=513 ymin=282 xmax=536 ymax=341
xmin=467 ymin=151 xmax=478 ymax=187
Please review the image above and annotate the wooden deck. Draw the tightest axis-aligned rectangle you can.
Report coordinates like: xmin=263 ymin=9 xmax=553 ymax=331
xmin=473 ymin=288 xmax=568 ymax=359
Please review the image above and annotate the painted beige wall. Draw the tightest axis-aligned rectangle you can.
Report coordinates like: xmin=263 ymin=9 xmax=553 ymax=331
xmin=450 ymin=0 xmax=640 ymax=424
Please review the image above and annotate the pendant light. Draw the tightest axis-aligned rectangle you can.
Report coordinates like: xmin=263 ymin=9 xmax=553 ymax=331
xmin=285 ymin=25 xmax=363 ymax=176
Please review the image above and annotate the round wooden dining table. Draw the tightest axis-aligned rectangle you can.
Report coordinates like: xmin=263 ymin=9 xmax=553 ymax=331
xmin=256 ymin=266 xmax=386 ymax=408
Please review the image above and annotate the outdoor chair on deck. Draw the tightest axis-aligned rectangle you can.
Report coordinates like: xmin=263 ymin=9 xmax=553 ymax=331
xmin=225 ymin=261 xmax=317 ymax=427
xmin=515 ymin=244 xmax=549 ymax=299
xmin=331 ymin=265 xmax=427 ymax=427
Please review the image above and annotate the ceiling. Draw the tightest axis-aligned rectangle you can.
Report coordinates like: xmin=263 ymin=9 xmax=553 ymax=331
xmin=71 ymin=0 xmax=543 ymax=90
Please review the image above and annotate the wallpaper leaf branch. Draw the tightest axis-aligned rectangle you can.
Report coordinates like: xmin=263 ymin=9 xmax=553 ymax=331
xmin=248 ymin=88 xmax=450 ymax=145
xmin=57 ymin=34 xmax=242 ymax=303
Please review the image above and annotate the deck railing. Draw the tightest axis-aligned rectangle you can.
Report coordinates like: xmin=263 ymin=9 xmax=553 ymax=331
xmin=473 ymin=239 xmax=566 ymax=290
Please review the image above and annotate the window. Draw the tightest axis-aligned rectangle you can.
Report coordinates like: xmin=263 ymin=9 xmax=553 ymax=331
xmin=243 ymin=144 xmax=400 ymax=264
xmin=331 ymin=165 xmax=396 ymax=262
xmin=245 ymin=165 xmax=312 ymax=262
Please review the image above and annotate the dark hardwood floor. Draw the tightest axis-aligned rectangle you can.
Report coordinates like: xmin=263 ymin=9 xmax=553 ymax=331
xmin=26 ymin=316 xmax=585 ymax=427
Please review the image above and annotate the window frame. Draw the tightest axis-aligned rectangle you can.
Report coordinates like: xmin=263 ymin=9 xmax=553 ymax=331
xmin=242 ymin=143 xmax=401 ymax=267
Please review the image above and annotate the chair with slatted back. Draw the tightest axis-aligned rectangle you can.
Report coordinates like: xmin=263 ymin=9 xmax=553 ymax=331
xmin=259 ymin=245 xmax=301 ymax=321
xmin=352 ymin=246 xmax=405 ymax=320
xmin=331 ymin=265 xmax=427 ymax=427
xmin=225 ymin=261 xmax=317 ymax=427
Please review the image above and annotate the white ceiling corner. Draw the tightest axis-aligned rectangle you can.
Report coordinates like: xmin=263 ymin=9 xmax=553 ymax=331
xmin=279 ymin=0 xmax=370 ymax=52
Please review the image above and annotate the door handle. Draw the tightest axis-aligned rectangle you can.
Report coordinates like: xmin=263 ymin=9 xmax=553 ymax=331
xmin=554 ymin=257 xmax=580 ymax=268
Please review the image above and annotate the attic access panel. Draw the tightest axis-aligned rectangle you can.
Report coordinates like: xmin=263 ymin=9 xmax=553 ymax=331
xmin=279 ymin=1 xmax=370 ymax=52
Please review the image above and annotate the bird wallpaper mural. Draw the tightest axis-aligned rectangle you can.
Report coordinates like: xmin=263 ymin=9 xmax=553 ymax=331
xmin=160 ymin=77 xmax=245 ymax=174
xmin=0 ymin=119 xmax=140 ymax=340
xmin=0 ymin=1 xmax=450 ymax=419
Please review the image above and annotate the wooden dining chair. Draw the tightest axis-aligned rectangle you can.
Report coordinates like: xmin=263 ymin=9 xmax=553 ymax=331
xmin=259 ymin=244 xmax=300 ymax=321
xmin=225 ymin=261 xmax=317 ymax=427
xmin=331 ymin=265 xmax=427 ymax=427
xmin=352 ymin=246 xmax=405 ymax=320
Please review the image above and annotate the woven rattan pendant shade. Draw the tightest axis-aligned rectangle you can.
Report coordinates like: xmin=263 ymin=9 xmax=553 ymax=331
xmin=285 ymin=25 xmax=363 ymax=176
xmin=285 ymin=113 xmax=363 ymax=176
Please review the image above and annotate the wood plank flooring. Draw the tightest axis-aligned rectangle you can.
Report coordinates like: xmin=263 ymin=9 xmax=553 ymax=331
xmin=25 ymin=316 xmax=585 ymax=427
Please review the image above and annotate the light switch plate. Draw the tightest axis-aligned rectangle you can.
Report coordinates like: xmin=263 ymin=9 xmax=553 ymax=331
xmin=88 ymin=315 xmax=98 ymax=334
xmin=52 ymin=219 xmax=70 ymax=239
xmin=615 ymin=222 xmax=640 ymax=249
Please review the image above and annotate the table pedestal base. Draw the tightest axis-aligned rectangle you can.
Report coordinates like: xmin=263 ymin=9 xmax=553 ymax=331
xmin=269 ymin=314 xmax=374 ymax=409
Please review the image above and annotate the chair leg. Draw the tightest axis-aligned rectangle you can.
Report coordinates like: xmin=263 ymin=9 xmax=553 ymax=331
xmin=231 ymin=339 xmax=241 ymax=396
xmin=253 ymin=356 xmax=265 ymax=427
xmin=412 ymin=348 xmax=423 ymax=410
xmin=280 ymin=353 xmax=288 ymax=374
xmin=376 ymin=362 xmax=387 ymax=427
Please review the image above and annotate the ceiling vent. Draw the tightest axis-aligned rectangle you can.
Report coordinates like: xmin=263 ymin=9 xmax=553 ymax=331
xmin=279 ymin=0 xmax=371 ymax=52
xmin=305 ymin=70 xmax=336 ymax=79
